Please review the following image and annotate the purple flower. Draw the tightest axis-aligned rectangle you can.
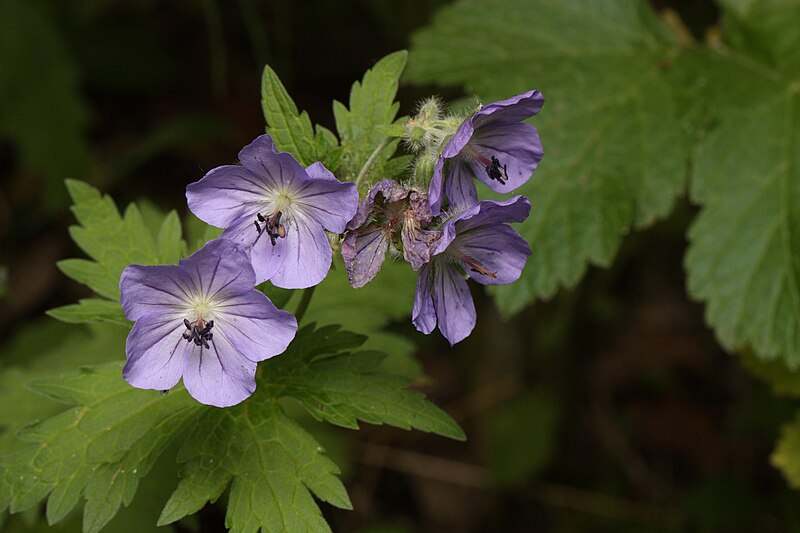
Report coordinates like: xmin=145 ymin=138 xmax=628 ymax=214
xmin=120 ymin=239 xmax=297 ymax=407
xmin=429 ymin=90 xmax=544 ymax=214
xmin=342 ymin=179 xmax=441 ymax=288
xmin=413 ymin=196 xmax=531 ymax=345
xmin=186 ymin=134 xmax=359 ymax=289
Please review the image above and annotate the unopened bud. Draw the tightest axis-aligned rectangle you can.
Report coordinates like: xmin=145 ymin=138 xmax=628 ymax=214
xmin=412 ymin=150 xmax=439 ymax=187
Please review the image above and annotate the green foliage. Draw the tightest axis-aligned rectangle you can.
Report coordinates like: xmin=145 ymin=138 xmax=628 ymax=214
xmin=684 ymin=2 xmax=800 ymax=366
xmin=300 ymin=258 xmax=421 ymax=378
xmin=261 ymin=65 xmax=340 ymax=168
xmin=159 ymin=400 xmax=350 ymax=532
xmin=0 ymin=363 xmax=200 ymax=533
xmin=333 ymin=51 xmax=407 ymax=182
xmin=407 ymin=0 xmax=800 ymax=371
xmin=773 ymin=411 xmax=800 ymax=489
xmin=406 ymin=0 xmax=688 ymax=315
xmin=50 ymin=181 xmax=187 ymax=326
xmin=0 ymin=323 xmax=462 ymax=532
xmin=264 ymin=325 xmax=464 ymax=439
xmin=46 ymin=299 xmax=128 ymax=327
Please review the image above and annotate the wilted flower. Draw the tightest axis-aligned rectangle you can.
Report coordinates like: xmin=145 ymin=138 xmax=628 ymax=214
xmin=413 ymin=196 xmax=531 ymax=345
xmin=342 ymin=179 xmax=441 ymax=288
xmin=186 ymin=134 xmax=359 ymax=289
xmin=429 ymin=90 xmax=544 ymax=214
xmin=120 ymin=239 xmax=297 ymax=407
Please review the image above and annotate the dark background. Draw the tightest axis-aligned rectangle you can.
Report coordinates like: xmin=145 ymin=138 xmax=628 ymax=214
xmin=2 ymin=1 xmax=799 ymax=531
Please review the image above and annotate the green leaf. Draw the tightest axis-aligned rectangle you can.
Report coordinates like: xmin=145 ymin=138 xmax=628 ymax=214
xmin=333 ymin=51 xmax=407 ymax=182
xmin=300 ymin=257 xmax=422 ymax=377
xmin=407 ymin=0 xmax=688 ymax=315
xmin=53 ymin=181 xmax=187 ymax=325
xmin=717 ymin=0 xmax=800 ymax=75
xmin=740 ymin=351 xmax=800 ymax=397
xmin=159 ymin=400 xmax=350 ymax=532
xmin=46 ymin=298 xmax=129 ymax=326
xmin=773 ymin=410 xmax=800 ymax=488
xmin=684 ymin=7 xmax=800 ymax=366
xmin=0 ymin=363 xmax=201 ymax=533
xmin=264 ymin=324 xmax=465 ymax=440
xmin=261 ymin=65 xmax=337 ymax=167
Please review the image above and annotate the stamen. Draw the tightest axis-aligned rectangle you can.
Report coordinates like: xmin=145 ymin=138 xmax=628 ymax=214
xmin=180 ymin=318 xmax=215 ymax=349
xmin=451 ymin=251 xmax=497 ymax=279
xmin=485 ymin=156 xmax=508 ymax=185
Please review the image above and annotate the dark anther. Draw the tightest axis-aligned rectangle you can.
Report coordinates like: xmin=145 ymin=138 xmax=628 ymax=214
xmin=254 ymin=210 xmax=288 ymax=245
xmin=181 ymin=319 xmax=215 ymax=349
xmin=485 ymin=155 xmax=508 ymax=185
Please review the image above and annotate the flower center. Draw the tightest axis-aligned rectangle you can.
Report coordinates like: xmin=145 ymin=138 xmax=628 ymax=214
xmin=181 ymin=317 xmax=215 ymax=349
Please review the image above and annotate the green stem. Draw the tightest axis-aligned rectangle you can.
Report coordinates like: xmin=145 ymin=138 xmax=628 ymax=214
xmin=354 ymin=137 xmax=392 ymax=189
xmin=294 ymin=285 xmax=316 ymax=323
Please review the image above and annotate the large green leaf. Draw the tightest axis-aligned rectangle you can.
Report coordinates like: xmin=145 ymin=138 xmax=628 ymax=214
xmin=406 ymin=0 xmax=688 ymax=314
xmin=685 ymin=3 xmax=800 ymax=366
xmin=0 ymin=363 xmax=200 ymax=533
xmin=159 ymin=400 xmax=350 ymax=533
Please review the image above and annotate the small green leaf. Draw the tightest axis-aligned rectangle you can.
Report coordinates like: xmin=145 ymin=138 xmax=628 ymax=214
xmin=261 ymin=65 xmax=333 ymax=167
xmin=53 ymin=181 xmax=187 ymax=325
xmin=773 ymin=410 xmax=800 ymax=488
xmin=333 ymin=51 xmax=407 ymax=182
xmin=46 ymin=298 xmax=128 ymax=326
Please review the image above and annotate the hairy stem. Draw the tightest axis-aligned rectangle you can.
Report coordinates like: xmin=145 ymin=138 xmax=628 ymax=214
xmin=354 ymin=138 xmax=392 ymax=189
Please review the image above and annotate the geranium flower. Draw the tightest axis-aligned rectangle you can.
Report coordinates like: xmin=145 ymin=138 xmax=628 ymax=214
xmin=342 ymin=179 xmax=441 ymax=288
xmin=429 ymin=90 xmax=544 ymax=214
xmin=120 ymin=238 xmax=297 ymax=407
xmin=413 ymin=196 xmax=531 ymax=345
xmin=186 ymin=134 xmax=358 ymax=289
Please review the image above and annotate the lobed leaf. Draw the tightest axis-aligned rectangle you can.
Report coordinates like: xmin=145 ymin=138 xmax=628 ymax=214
xmin=406 ymin=0 xmax=688 ymax=315
xmin=53 ymin=181 xmax=186 ymax=326
xmin=261 ymin=65 xmax=338 ymax=168
xmin=684 ymin=4 xmax=800 ymax=366
xmin=160 ymin=400 xmax=351 ymax=533
xmin=0 ymin=363 xmax=201 ymax=533
xmin=333 ymin=51 xmax=408 ymax=182
xmin=264 ymin=324 xmax=465 ymax=440
xmin=299 ymin=257 xmax=421 ymax=377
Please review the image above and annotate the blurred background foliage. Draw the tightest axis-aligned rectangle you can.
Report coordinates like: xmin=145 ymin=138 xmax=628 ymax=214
xmin=2 ymin=0 xmax=800 ymax=531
